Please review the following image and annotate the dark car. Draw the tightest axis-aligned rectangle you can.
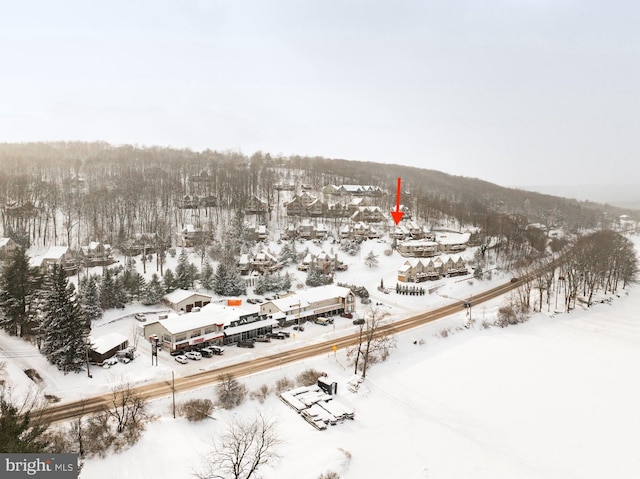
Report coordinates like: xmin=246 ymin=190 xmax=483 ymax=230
xmin=267 ymin=332 xmax=286 ymax=340
xmin=353 ymin=318 xmax=365 ymax=325
xmin=293 ymin=325 xmax=305 ymax=331
xmin=340 ymin=312 xmax=353 ymax=319
xmin=237 ymin=340 xmax=255 ymax=348
xmin=199 ymin=347 xmax=213 ymax=358
xmin=210 ymin=346 xmax=225 ymax=355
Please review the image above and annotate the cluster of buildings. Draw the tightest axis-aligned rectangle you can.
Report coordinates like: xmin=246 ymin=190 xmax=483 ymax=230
xmin=140 ymin=285 xmax=356 ymax=353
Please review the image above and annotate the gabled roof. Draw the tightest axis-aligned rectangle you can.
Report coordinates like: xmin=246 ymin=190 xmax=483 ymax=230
xmin=90 ymin=332 xmax=128 ymax=354
xmin=43 ymin=246 xmax=70 ymax=260
xmin=163 ymin=288 xmax=212 ymax=305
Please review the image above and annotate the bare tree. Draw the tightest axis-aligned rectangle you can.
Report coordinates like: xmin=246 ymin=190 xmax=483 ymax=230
xmin=195 ymin=413 xmax=282 ymax=479
xmin=216 ymin=373 xmax=248 ymax=410
xmin=348 ymin=307 xmax=396 ymax=378
xmin=104 ymin=379 xmax=150 ymax=438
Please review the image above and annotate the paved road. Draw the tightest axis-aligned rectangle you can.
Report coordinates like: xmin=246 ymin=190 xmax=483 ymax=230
xmin=39 ymin=279 xmax=520 ymax=423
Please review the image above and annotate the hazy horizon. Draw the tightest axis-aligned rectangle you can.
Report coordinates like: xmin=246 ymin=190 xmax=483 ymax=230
xmin=2 ymin=1 xmax=639 ymax=188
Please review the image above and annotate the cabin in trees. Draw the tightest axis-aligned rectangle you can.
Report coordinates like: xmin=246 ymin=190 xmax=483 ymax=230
xmin=339 ymin=222 xmax=381 ymax=240
xmin=245 ymin=196 xmax=269 ymax=215
xmin=163 ymin=289 xmax=212 ymax=313
xmin=121 ymin=232 xmax=167 ymax=256
xmin=349 ymin=206 xmax=386 ymax=223
xmin=250 ymin=225 xmax=269 ymax=242
xmin=178 ymin=224 xmax=212 ymax=248
xmin=397 ymin=256 xmax=468 ymax=282
xmin=34 ymin=246 xmax=78 ymax=276
xmin=322 ymin=184 xmax=384 ymax=196
xmin=78 ymin=241 xmax=115 ymax=267
xmin=250 ymin=250 xmax=282 ymax=274
xmin=297 ymin=250 xmax=347 ymax=273
xmin=391 ymin=220 xmax=433 ymax=241
xmin=285 ymin=193 xmax=326 ymax=217
xmin=296 ymin=221 xmax=328 ymax=240
xmin=260 ymin=284 xmax=356 ymax=326
xmin=0 ymin=237 xmax=18 ymax=260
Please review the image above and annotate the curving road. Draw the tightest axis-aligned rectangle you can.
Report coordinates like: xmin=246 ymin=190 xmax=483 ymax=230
xmin=39 ymin=279 xmax=520 ymax=424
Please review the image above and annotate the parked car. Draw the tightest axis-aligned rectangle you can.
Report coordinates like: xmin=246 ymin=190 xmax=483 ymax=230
xmin=267 ymin=332 xmax=286 ymax=340
xmin=293 ymin=325 xmax=305 ymax=331
xmin=210 ymin=346 xmax=225 ymax=355
xmin=237 ymin=340 xmax=255 ymax=348
xmin=254 ymin=336 xmax=271 ymax=342
xmin=315 ymin=317 xmax=330 ymax=326
xmin=135 ymin=313 xmax=146 ymax=322
xmin=174 ymin=355 xmax=188 ymax=364
xmin=279 ymin=331 xmax=291 ymax=338
xmin=103 ymin=356 xmax=118 ymax=368
xmin=185 ymin=351 xmax=202 ymax=360
xmin=170 ymin=349 xmax=185 ymax=356
xmin=340 ymin=312 xmax=353 ymax=319
xmin=199 ymin=347 xmax=213 ymax=357
xmin=353 ymin=318 xmax=365 ymax=325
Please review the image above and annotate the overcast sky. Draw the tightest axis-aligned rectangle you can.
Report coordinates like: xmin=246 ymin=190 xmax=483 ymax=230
xmin=1 ymin=1 xmax=639 ymax=187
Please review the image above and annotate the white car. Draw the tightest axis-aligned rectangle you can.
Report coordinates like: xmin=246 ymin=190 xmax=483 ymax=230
xmin=185 ymin=351 xmax=202 ymax=360
xmin=174 ymin=355 xmax=188 ymax=364
xmin=135 ymin=313 xmax=146 ymax=322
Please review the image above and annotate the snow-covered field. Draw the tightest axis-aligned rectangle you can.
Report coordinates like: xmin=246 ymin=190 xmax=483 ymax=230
xmin=2 ymin=236 xmax=640 ymax=478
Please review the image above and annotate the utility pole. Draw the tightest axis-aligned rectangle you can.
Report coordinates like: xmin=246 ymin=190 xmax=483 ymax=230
xmin=172 ymin=370 xmax=176 ymax=419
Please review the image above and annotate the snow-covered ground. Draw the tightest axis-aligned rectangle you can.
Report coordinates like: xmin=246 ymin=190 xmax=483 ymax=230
xmin=2 ymin=235 xmax=640 ymax=478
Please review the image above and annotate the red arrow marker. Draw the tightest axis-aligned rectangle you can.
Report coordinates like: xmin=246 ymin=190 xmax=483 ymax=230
xmin=391 ymin=177 xmax=404 ymax=225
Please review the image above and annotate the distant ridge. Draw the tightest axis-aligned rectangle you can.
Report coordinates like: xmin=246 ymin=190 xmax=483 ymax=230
xmin=520 ymin=184 xmax=640 ymax=210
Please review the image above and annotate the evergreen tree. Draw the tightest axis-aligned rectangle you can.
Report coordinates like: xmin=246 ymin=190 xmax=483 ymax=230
xmin=224 ymin=266 xmax=247 ymax=296
xmin=364 ymin=250 xmax=379 ymax=268
xmin=278 ymin=241 xmax=297 ymax=265
xmin=306 ymin=264 xmax=333 ymax=287
xmin=176 ymin=248 xmax=192 ymax=289
xmin=253 ymin=274 xmax=270 ymax=296
xmin=114 ymin=275 xmax=128 ymax=308
xmin=214 ymin=262 xmax=246 ymax=296
xmin=200 ymin=257 xmax=214 ymax=290
xmin=163 ymin=268 xmax=178 ymax=293
xmin=0 ymin=247 xmax=43 ymax=337
xmin=39 ymin=265 xmax=90 ymax=373
xmin=80 ymin=275 xmax=102 ymax=322
xmin=142 ymin=273 xmax=165 ymax=305
xmin=0 ymin=394 xmax=49 ymax=453
xmin=99 ymin=268 xmax=117 ymax=310
xmin=213 ymin=262 xmax=229 ymax=296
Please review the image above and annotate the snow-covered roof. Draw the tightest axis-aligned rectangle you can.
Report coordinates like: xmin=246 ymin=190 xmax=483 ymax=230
xmin=163 ymin=288 xmax=212 ymax=305
xmin=268 ymin=285 xmax=353 ymax=314
xmin=90 ymin=332 xmax=128 ymax=354
xmin=43 ymin=246 xmax=69 ymax=260
xmin=159 ymin=303 xmax=251 ymax=334
xmin=434 ymin=231 xmax=471 ymax=245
